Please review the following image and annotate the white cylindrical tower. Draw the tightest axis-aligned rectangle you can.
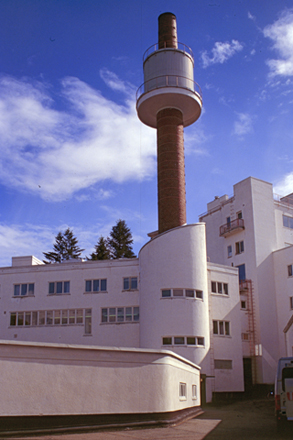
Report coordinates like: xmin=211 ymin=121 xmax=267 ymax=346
xmin=139 ymin=224 xmax=211 ymax=370
xmin=136 ymin=13 xmax=202 ymax=235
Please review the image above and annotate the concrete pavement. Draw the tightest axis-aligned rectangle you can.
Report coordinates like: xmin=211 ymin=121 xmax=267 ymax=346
xmin=6 ymin=418 xmax=221 ymax=440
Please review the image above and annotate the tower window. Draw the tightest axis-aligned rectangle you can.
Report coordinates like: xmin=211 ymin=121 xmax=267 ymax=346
xmin=235 ymin=241 xmax=244 ymax=254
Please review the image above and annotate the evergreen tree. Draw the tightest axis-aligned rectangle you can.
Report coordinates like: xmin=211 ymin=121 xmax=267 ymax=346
xmin=108 ymin=219 xmax=136 ymax=259
xmin=43 ymin=228 xmax=84 ymax=263
xmin=88 ymin=236 xmax=110 ymax=260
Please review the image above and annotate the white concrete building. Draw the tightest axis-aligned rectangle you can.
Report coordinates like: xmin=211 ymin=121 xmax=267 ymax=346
xmin=200 ymin=176 xmax=293 ymax=387
xmin=0 ymin=223 xmax=244 ymax=403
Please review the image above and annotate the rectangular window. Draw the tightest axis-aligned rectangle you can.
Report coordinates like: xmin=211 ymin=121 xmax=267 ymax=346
xmin=69 ymin=309 xmax=75 ymax=324
xmin=109 ymin=308 xmax=116 ymax=323
xmin=223 ymin=283 xmax=228 ymax=295
xmin=17 ymin=312 xmax=24 ymax=326
xmin=49 ymin=281 xmax=70 ymax=295
xmin=162 ymin=289 xmax=171 ymax=297
xmin=214 ymin=359 xmax=233 ymax=370
xmin=197 ymin=337 xmax=205 ymax=346
xmin=133 ymin=307 xmax=139 ymax=321
xmin=187 ymin=337 xmax=196 ymax=345
xmin=10 ymin=313 xmax=16 ymax=326
xmin=62 ymin=310 xmax=68 ymax=325
xmin=241 ymin=300 xmax=247 ymax=309
xmin=211 ymin=282 xmax=217 ymax=293
xmin=162 ymin=337 xmax=172 ymax=345
xmin=46 ymin=310 xmax=53 ymax=325
xmin=290 ymin=297 xmax=293 ymax=310
xmin=174 ymin=336 xmax=185 ymax=345
xmin=242 ymin=333 xmax=250 ymax=340
xmin=101 ymin=308 xmax=108 ymax=323
xmin=85 ymin=279 xmax=107 ymax=293
xmin=125 ymin=307 xmax=132 ymax=321
xmin=283 ymin=215 xmax=293 ymax=229
xmin=196 ymin=290 xmax=203 ymax=299
xmin=117 ymin=307 xmax=124 ymax=322
xmin=217 ymin=282 xmax=223 ymax=294
xmin=54 ymin=310 xmax=61 ymax=325
xmin=173 ymin=289 xmax=184 ymax=297
xmin=212 ymin=282 xmax=228 ymax=295
xmin=14 ymin=283 xmax=34 ymax=297
xmin=236 ymin=241 xmax=244 ymax=254
xmin=39 ymin=311 xmax=45 ymax=325
xmin=85 ymin=309 xmax=92 ymax=334
xmin=192 ymin=384 xmax=197 ymax=399
xmin=179 ymin=382 xmax=186 ymax=398
xmin=32 ymin=311 xmax=38 ymax=326
xmin=227 ymin=245 xmax=232 ymax=258
xmin=237 ymin=264 xmax=246 ymax=282
xmin=213 ymin=320 xmax=230 ymax=337
xmin=237 ymin=211 xmax=243 ymax=219
xmin=123 ymin=277 xmax=138 ymax=290
xmin=25 ymin=312 xmax=31 ymax=326
xmin=76 ymin=309 xmax=83 ymax=324
xmin=186 ymin=289 xmax=195 ymax=298
xmin=288 ymin=265 xmax=293 ymax=277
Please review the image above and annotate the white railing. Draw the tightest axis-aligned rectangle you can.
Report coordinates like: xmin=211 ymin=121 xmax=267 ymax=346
xmin=143 ymin=42 xmax=194 ymax=63
xmin=136 ymin=75 xmax=202 ymax=102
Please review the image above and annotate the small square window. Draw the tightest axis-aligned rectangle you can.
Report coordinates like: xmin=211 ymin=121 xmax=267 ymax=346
xmin=196 ymin=290 xmax=203 ymax=299
xmin=173 ymin=289 xmax=184 ymax=297
xmin=197 ymin=337 xmax=204 ymax=346
xmin=163 ymin=337 xmax=172 ymax=345
xmin=186 ymin=289 xmax=195 ymax=298
xmin=187 ymin=337 xmax=196 ymax=345
xmin=162 ymin=289 xmax=171 ymax=297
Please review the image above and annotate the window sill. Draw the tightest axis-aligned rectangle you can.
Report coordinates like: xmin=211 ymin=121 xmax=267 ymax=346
xmin=12 ymin=295 xmax=35 ymax=298
xmin=47 ymin=293 xmax=71 ymax=296
xmin=211 ymin=293 xmax=229 ymax=297
xmin=84 ymin=291 xmax=108 ymax=294
xmin=101 ymin=321 xmax=139 ymax=325
xmin=122 ymin=289 xmax=138 ymax=292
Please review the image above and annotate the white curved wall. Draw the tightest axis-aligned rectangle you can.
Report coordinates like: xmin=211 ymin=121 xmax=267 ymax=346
xmin=139 ymin=224 xmax=210 ymax=369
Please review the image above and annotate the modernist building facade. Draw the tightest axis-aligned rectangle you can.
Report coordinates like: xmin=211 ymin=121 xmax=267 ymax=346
xmin=0 ymin=223 xmax=244 ymax=403
xmin=200 ymin=176 xmax=293 ymax=387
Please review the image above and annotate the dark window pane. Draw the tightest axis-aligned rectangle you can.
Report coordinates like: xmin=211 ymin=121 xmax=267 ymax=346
xmin=64 ymin=281 xmax=70 ymax=293
xmin=196 ymin=290 xmax=203 ymax=299
xmin=93 ymin=280 xmax=100 ymax=291
xmin=123 ymin=278 xmax=129 ymax=290
xmin=10 ymin=313 xmax=16 ymax=326
xmin=187 ymin=337 xmax=196 ymax=345
xmin=162 ymin=337 xmax=172 ymax=345
xmin=213 ymin=321 xmax=218 ymax=334
xmin=162 ymin=289 xmax=171 ymax=297
xmin=14 ymin=285 xmax=20 ymax=296
xmin=117 ymin=307 xmax=124 ymax=322
xmin=225 ymin=321 xmax=230 ymax=336
xmin=18 ymin=312 xmax=24 ymax=325
xmin=56 ymin=282 xmax=62 ymax=294
xmin=101 ymin=308 xmax=108 ymax=323
xmin=100 ymin=279 xmax=107 ymax=291
xmin=125 ymin=307 xmax=132 ymax=321
xmin=218 ymin=283 xmax=222 ymax=294
xmin=131 ymin=277 xmax=138 ymax=289
xmin=173 ymin=289 xmax=184 ymax=296
xmin=174 ymin=337 xmax=185 ymax=345
xmin=223 ymin=284 xmax=228 ymax=295
xmin=211 ymin=282 xmax=217 ymax=293
xmin=197 ymin=337 xmax=204 ymax=346
xmin=25 ymin=312 xmax=31 ymax=326
xmin=85 ymin=309 xmax=92 ymax=334
xmin=186 ymin=289 xmax=195 ymax=298
xmin=28 ymin=284 xmax=34 ymax=295
xmin=49 ymin=282 xmax=55 ymax=294
xmin=85 ymin=280 xmax=92 ymax=292
xmin=21 ymin=284 xmax=27 ymax=296
xmin=133 ymin=307 xmax=139 ymax=321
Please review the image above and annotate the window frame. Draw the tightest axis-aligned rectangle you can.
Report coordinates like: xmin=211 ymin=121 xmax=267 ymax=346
xmin=48 ymin=281 xmax=70 ymax=295
xmin=161 ymin=288 xmax=203 ymax=300
xmin=288 ymin=265 xmax=293 ymax=277
xmin=13 ymin=283 xmax=35 ymax=297
xmin=123 ymin=277 xmax=138 ymax=291
xmin=213 ymin=320 xmax=230 ymax=337
xmin=84 ymin=279 xmax=107 ymax=293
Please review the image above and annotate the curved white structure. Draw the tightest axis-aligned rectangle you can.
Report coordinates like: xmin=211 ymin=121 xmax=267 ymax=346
xmin=139 ymin=224 xmax=210 ymax=370
xmin=136 ymin=46 xmax=202 ymax=128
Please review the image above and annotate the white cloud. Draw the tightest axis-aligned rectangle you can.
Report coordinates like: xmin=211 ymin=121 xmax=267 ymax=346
xmin=274 ymin=172 xmax=293 ymax=196
xmin=264 ymin=10 xmax=293 ymax=77
xmin=201 ymin=40 xmax=243 ymax=68
xmin=0 ymin=74 xmax=156 ymax=201
xmin=233 ymin=113 xmax=254 ymax=137
xmin=248 ymin=12 xmax=256 ymax=21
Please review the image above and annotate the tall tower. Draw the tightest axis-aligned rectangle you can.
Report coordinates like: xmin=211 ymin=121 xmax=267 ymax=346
xmin=136 ymin=13 xmax=202 ymax=234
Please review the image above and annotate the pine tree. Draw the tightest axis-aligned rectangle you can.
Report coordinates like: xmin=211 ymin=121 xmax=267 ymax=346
xmin=108 ymin=219 xmax=136 ymax=259
xmin=88 ymin=236 xmax=110 ymax=260
xmin=43 ymin=228 xmax=84 ymax=263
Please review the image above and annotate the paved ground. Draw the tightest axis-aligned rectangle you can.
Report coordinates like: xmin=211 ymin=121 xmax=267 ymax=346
xmin=5 ymin=397 xmax=293 ymax=440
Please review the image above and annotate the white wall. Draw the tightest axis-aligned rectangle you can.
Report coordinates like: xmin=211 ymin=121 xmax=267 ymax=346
xmin=0 ymin=340 xmax=201 ymax=416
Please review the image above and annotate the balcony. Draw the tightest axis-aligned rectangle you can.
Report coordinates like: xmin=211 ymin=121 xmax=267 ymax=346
xmin=219 ymin=218 xmax=245 ymax=237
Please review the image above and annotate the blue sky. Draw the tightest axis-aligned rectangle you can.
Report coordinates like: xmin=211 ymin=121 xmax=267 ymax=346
xmin=1 ymin=0 xmax=293 ymax=266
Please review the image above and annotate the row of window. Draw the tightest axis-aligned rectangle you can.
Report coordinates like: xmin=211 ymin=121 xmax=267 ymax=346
xmin=179 ymin=383 xmax=197 ymax=400
xmin=211 ymin=282 xmax=229 ymax=295
xmin=13 ymin=277 xmax=138 ymax=297
xmin=162 ymin=336 xmax=205 ymax=346
xmin=213 ymin=320 xmax=230 ymax=336
xmin=10 ymin=309 xmax=92 ymax=334
xmin=161 ymin=288 xmax=203 ymax=299
xmin=101 ymin=307 xmax=139 ymax=323
xmin=227 ymin=240 xmax=244 ymax=258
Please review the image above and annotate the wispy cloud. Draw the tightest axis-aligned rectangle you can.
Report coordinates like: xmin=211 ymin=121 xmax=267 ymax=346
xmin=264 ymin=9 xmax=293 ymax=77
xmin=248 ymin=11 xmax=256 ymax=21
xmin=201 ymin=40 xmax=243 ymax=68
xmin=0 ymin=73 xmax=156 ymax=201
xmin=274 ymin=172 xmax=293 ymax=196
xmin=233 ymin=112 xmax=254 ymax=137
